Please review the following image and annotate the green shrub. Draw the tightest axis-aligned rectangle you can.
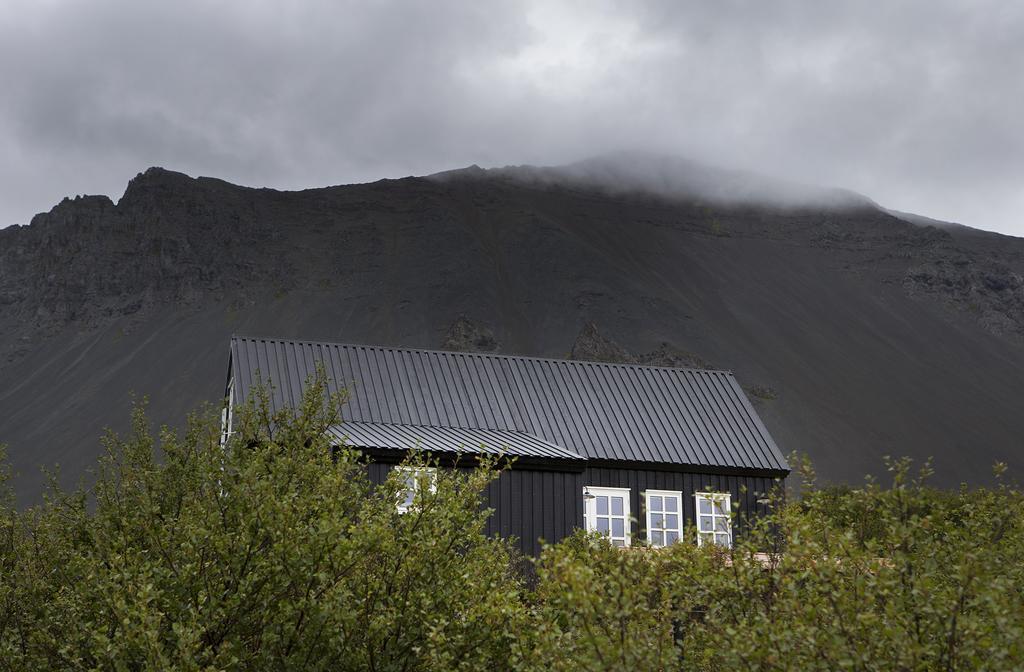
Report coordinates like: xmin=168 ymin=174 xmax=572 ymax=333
xmin=2 ymin=381 xmax=1023 ymax=670
xmin=519 ymin=457 xmax=1024 ymax=671
xmin=0 ymin=373 xmax=526 ymax=670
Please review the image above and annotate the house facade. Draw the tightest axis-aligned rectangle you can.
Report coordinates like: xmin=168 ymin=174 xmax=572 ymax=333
xmin=224 ymin=336 xmax=789 ymax=557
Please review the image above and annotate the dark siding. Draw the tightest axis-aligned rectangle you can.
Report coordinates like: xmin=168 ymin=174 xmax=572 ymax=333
xmin=367 ymin=461 xmax=392 ymax=486
xmin=366 ymin=461 xmax=583 ymax=558
xmin=366 ymin=460 xmax=782 ymax=555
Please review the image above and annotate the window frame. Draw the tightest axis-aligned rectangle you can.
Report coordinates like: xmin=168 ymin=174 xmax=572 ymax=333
xmin=220 ymin=378 xmax=235 ymax=447
xmin=644 ymin=489 xmax=684 ymax=547
xmin=694 ymin=491 xmax=732 ymax=548
xmin=395 ymin=466 xmax=438 ymax=514
xmin=583 ymin=486 xmax=632 ymax=547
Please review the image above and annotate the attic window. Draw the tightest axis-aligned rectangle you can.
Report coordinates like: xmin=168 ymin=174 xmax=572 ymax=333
xmin=583 ymin=486 xmax=631 ymax=547
xmin=645 ymin=490 xmax=683 ymax=546
xmin=395 ymin=466 xmax=437 ymax=514
xmin=695 ymin=492 xmax=732 ymax=548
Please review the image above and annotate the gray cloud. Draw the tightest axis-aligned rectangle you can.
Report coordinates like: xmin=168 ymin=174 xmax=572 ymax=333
xmin=1 ymin=0 xmax=1021 ymax=234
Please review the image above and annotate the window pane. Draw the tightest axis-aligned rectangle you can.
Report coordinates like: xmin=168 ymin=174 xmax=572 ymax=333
xmin=714 ymin=499 xmax=728 ymax=515
xmin=596 ymin=496 xmax=608 ymax=515
xmin=665 ymin=514 xmax=679 ymax=530
xmin=665 ymin=497 xmax=678 ymax=513
xmin=650 ymin=495 xmax=663 ymax=511
xmin=666 ymin=531 xmax=679 ymax=545
xmin=611 ymin=497 xmax=624 ymax=516
xmin=612 ymin=539 xmax=624 ymax=547
xmin=715 ymin=533 xmax=730 ymax=547
xmin=699 ymin=498 xmax=712 ymax=514
xmin=401 ymin=489 xmax=415 ymax=508
xmin=700 ymin=516 xmax=713 ymax=532
xmin=651 ymin=514 xmax=663 ymax=530
xmin=699 ymin=533 xmax=714 ymax=545
xmin=612 ymin=518 xmax=624 ymax=537
xmin=596 ymin=518 xmax=609 ymax=533
xmin=715 ymin=517 xmax=729 ymax=532
xmin=651 ymin=530 xmax=664 ymax=546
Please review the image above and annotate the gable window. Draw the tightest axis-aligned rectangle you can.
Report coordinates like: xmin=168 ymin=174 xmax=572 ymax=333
xmin=645 ymin=490 xmax=683 ymax=547
xmin=583 ymin=486 xmax=631 ymax=547
xmin=395 ymin=466 xmax=437 ymax=514
xmin=695 ymin=492 xmax=732 ymax=548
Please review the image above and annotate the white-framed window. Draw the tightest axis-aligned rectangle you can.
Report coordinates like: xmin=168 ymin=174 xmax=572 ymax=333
xmin=583 ymin=486 xmax=631 ymax=547
xmin=645 ymin=489 xmax=683 ymax=547
xmin=395 ymin=466 xmax=437 ymax=514
xmin=695 ymin=492 xmax=732 ymax=548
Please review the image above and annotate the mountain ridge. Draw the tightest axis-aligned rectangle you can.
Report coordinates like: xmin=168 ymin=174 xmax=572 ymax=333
xmin=2 ymin=156 xmax=1023 ymax=501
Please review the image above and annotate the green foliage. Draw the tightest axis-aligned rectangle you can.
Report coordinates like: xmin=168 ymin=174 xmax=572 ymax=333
xmin=0 ymin=372 xmax=525 ymax=670
xmin=2 ymin=384 xmax=1024 ymax=671
xmin=525 ymin=457 xmax=1024 ymax=670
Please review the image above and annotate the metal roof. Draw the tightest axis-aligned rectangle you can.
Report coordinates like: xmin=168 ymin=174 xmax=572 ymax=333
xmin=327 ymin=422 xmax=583 ymax=460
xmin=228 ymin=336 xmax=789 ymax=473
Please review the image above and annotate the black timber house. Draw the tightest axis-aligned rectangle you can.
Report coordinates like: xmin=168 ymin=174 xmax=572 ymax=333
xmin=224 ymin=336 xmax=789 ymax=557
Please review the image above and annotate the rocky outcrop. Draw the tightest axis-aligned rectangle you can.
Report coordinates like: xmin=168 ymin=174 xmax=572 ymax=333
xmin=441 ymin=317 xmax=499 ymax=353
xmin=569 ymin=322 xmax=632 ymax=363
xmin=904 ymin=259 xmax=1024 ymax=340
xmin=569 ymin=323 xmax=712 ymax=369
xmin=635 ymin=343 xmax=712 ymax=370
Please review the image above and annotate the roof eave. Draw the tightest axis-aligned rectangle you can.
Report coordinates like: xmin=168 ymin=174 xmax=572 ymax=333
xmin=582 ymin=456 xmax=790 ymax=479
xmin=348 ymin=445 xmax=588 ymax=473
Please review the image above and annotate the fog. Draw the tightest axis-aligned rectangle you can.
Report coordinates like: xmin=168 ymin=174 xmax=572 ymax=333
xmin=1 ymin=1 xmax=1021 ymax=234
xmin=460 ymin=152 xmax=876 ymax=210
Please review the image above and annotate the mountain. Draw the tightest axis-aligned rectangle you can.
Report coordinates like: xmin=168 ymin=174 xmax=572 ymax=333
xmin=2 ymin=155 xmax=1023 ymax=501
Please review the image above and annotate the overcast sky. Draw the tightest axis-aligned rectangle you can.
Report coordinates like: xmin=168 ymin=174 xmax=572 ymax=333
xmin=1 ymin=0 xmax=1022 ymax=235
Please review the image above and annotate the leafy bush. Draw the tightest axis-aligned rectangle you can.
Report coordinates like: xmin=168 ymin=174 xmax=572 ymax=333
xmin=526 ymin=458 xmax=1024 ymax=671
xmin=1 ymin=377 xmax=1023 ymax=670
xmin=0 ymin=374 xmax=526 ymax=670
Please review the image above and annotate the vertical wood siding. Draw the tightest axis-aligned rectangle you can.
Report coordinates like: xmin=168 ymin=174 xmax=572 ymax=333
xmin=368 ymin=462 xmax=782 ymax=554
xmin=367 ymin=462 xmax=584 ymax=558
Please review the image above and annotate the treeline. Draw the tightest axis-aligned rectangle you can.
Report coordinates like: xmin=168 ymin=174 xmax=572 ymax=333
xmin=0 ymin=378 xmax=1022 ymax=671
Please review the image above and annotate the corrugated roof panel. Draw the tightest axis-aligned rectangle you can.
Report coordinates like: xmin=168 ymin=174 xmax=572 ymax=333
xmin=725 ymin=374 xmax=777 ymax=469
xmin=415 ymin=351 xmax=445 ymax=426
xmin=229 ymin=336 xmax=789 ymax=472
xmin=683 ymin=370 xmax=735 ymax=467
xmin=542 ymin=360 xmax=589 ymax=455
xmin=328 ymin=422 xmax=583 ymax=460
xmin=593 ymin=363 xmax=646 ymax=462
xmin=509 ymin=357 xmax=555 ymax=440
xmin=712 ymin=372 xmax=768 ymax=470
xmin=616 ymin=366 xmax=665 ymax=463
xmin=671 ymin=369 xmax=730 ymax=466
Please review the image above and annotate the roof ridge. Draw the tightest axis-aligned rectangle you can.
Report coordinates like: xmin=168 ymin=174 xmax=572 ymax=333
xmin=230 ymin=334 xmax=735 ymax=376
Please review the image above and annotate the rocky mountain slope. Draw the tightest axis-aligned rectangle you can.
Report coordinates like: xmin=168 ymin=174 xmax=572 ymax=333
xmin=2 ymin=156 xmax=1023 ymax=501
